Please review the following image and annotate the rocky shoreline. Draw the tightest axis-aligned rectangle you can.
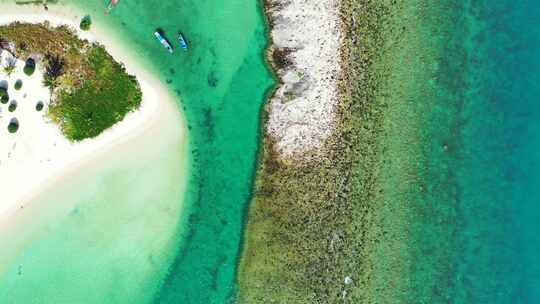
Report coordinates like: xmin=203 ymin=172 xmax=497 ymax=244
xmin=263 ymin=0 xmax=343 ymax=161
xmin=237 ymin=0 xmax=365 ymax=302
xmin=237 ymin=0 xmax=415 ymax=302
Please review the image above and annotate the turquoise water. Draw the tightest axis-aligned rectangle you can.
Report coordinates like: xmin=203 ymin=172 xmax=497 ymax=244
xmin=0 ymin=0 xmax=272 ymax=303
xmin=92 ymin=2 xmax=274 ymax=302
xmin=81 ymin=0 xmax=540 ymax=302
xmin=0 ymin=128 xmax=188 ymax=303
xmin=400 ymin=0 xmax=540 ymax=302
xmin=10 ymin=0 xmax=540 ymax=303
xmin=453 ymin=1 xmax=540 ymax=301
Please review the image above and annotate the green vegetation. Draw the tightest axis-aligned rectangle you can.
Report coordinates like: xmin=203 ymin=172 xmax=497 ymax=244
xmin=0 ymin=88 xmax=8 ymax=104
xmin=79 ymin=15 xmax=92 ymax=31
xmin=7 ymin=118 xmax=19 ymax=133
xmin=3 ymin=57 xmax=16 ymax=76
xmin=49 ymin=46 xmax=141 ymax=140
xmin=0 ymin=22 xmax=142 ymax=141
xmin=23 ymin=58 xmax=36 ymax=76
xmin=42 ymin=54 xmax=64 ymax=90
xmin=36 ymin=101 xmax=44 ymax=111
xmin=8 ymin=100 xmax=17 ymax=112
xmin=0 ymin=23 xmax=84 ymax=68
xmin=14 ymin=79 xmax=22 ymax=90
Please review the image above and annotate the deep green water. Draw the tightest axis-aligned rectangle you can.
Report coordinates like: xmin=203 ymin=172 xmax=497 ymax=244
xmin=374 ymin=0 xmax=540 ymax=302
xmin=0 ymin=0 xmax=273 ymax=303
xmin=76 ymin=0 xmax=274 ymax=303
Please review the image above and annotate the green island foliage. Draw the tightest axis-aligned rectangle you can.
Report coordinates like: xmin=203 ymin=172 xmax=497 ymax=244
xmin=8 ymin=100 xmax=17 ymax=112
xmin=0 ymin=88 xmax=8 ymax=104
xmin=23 ymin=58 xmax=36 ymax=76
xmin=0 ymin=22 xmax=142 ymax=141
xmin=49 ymin=46 xmax=142 ymax=140
xmin=79 ymin=15 xmax=92 ymax=31
xmin=3 ymin=59 xmax=16 ymax=76
xmin=14 ymin=79 xmax=22 ymax=90
xmin=0 ymin=22 xmax=82 ymax=59
xmin=42 ymin=54 xmax=64 ymax=90
xmin=36 ymin=101 xmax=44 ymax=111
xmin=7 ymin=118 xmax=19 ymax=133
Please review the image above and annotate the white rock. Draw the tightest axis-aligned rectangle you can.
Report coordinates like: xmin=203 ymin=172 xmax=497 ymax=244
xmin=266 ymin=0 xmax=343 ymax=159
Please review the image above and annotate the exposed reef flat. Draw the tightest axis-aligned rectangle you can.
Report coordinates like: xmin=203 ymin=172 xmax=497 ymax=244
xmin=239 ymin=0 xmax=428 ymax=302
xmin=264 ymin=0 xmax=343 ymax=161
xmin=238 ymin=0 xmax=354 ymax=301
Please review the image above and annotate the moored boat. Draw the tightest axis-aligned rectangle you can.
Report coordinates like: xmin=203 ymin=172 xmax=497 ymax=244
xmin=178 ymin=33 xmax=188 ymax=50
xmin=105 ymin=0 xmax=120 ymax=14
xmin=154 ymin=31 xmax=174 ymax=54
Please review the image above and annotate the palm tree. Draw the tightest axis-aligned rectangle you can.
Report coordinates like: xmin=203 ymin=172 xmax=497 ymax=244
xmin=43 ymin=54 xmax=64 ymax=91
xmin=3 ymin=56 xmax=17 ymax=77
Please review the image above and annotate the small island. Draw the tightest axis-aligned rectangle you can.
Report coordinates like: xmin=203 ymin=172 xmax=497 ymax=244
xmin=0 ymin=6 xmax=189 ymax=303
xmin=0 ymin=22 xmax=142 ymax=140
xmin=0 ymin=16 xmax=166 ymax=217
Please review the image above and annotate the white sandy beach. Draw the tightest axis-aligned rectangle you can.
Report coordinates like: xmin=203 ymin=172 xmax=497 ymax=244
xmin=0 ymin=6 xmax=190 ymax=295
xmin=0 ymin=6 xmax=187 ymax=217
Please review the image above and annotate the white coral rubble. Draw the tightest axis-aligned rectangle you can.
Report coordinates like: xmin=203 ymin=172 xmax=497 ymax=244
xmin=266 ymin=0 xmax=342 ymax=159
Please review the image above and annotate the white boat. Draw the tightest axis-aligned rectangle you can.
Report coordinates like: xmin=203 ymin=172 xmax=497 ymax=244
xmin=105 ymin=0 xmax=119 ymax=14
xmin=154 ymin=31 xmax=173 ymax=54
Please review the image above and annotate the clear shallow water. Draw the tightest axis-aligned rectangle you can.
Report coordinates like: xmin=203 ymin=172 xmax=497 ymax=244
xmin=360 ymin=1 xmax=540 ymax=302
xmin=0 ymin=130 xmax=187 ymax=303
xmin=0 ymin=0 xmax=273 ymax=303
xmin=386 ymin=0 xmax=540 ymax=302
xmin=74 ymin=0 xmax=540 ymax=302
xmin=83 ymin=1 xmax=274 ymax=302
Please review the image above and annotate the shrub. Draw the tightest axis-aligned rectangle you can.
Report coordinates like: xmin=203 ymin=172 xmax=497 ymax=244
xmin=7 ymin=118 xmax=19 ymax=133
xmin=0 ymin=87 xmax=8 ymax=104
xmin=14 ymin=79 xmax=22 ymax=90
xmin=43 ymin=54 xmax=64 ymax=90
xmin=36 ymin=101 xmax=44 ymax=111
xmin=3 ymin=57 xmax=16 ymax=76
xmin=23 ymin=58 xmax=36 ymax=76
xmin=8 ymin=100 xmax=17 ymax=112
xmin=80 ymin=15 xmax=92 ymax=31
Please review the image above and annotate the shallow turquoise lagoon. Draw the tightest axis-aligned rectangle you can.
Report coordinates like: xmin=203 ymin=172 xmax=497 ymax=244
xmin=0 ymin=0 xmax=273 ymax=303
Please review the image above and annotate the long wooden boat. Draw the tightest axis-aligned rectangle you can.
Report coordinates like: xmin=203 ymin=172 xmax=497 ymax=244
xmin=178 ymin=33 xmax=188 ymax=50
xmin=105 ymin=0 xmax=120 ymax=14
xmin=154 ymin=31 xmax=174 ymax=54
